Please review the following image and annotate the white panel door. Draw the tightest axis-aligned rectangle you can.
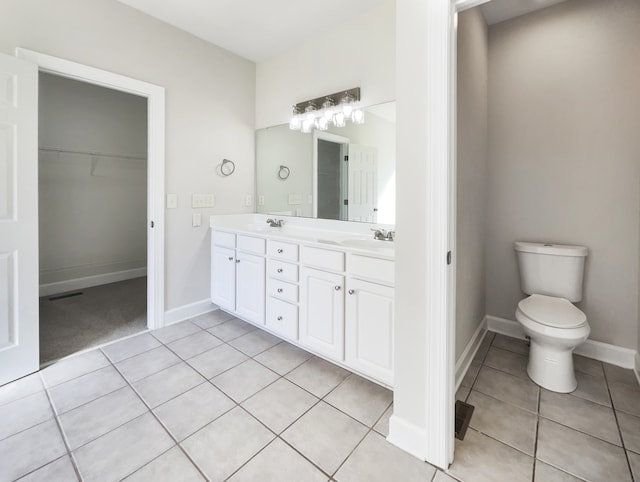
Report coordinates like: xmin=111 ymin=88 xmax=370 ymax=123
xmin=347 ymin=144 xmax=378 ymax=223
xmin=299 ymin=266 xmax=344 ymax=360
xmin=211 ymin=245 xmax=236 ymax=312
xmin=235 ymin=251 xmax=265 ymax=325
xmin=0 ymin=53 xmax=38 ymax=385
xmin=345 ymin=278 xmax=394 ymax=385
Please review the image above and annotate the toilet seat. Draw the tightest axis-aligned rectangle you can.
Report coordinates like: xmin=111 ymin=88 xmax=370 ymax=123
xmin=517 ymin=294 xmax=586 ymax=329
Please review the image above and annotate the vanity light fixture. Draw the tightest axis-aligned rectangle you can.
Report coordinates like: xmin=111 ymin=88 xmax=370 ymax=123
xmin=289 ymin=87 xmax=363 ymax=133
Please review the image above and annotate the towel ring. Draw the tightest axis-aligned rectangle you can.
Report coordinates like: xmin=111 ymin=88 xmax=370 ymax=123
xmin=278 ymin=165 xmax=290 ymax=180
xmin=220 ymin=158 xmax=235 ymax=177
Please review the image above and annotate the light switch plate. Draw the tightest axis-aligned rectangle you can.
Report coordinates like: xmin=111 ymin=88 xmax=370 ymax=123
xmin=288 ymin=193 xmax=302 ymax=205
xmin=192 ymin=213 xmax=202 ymax=227
xmin=192 ymin=194 xmax=215 ymax=208
xmin=166 ymin=193 xmax=178 ymax=209
xmin=245 ymin=194 xmax=252 ymax=207
xmin=307 ymin=194 xmax=313 ymax=204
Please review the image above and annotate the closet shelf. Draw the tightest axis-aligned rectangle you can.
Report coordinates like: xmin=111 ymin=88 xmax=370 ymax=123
xmin=39 ymin=147 xmax=146 ymax=161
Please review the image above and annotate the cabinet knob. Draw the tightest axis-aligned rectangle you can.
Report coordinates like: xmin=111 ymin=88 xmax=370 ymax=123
xmin=277 ymin=316 xmax=283 ymax=321
xmin=277 ymin=288 xmax=283 ymax=293
xmin=334 ymin=285 xmax=341 ymax=291
xmin=236 ymin=259 xmax=240 ymax=263
xmin=348 ymin=289 xmax=355 ymax=295
xmin=277 ymin=248 xmax=283 ymax=253
xmin=277 ymin=268 xmax=283 ymax=273
xmin=228 ymin=257 xmax=233 ymax=261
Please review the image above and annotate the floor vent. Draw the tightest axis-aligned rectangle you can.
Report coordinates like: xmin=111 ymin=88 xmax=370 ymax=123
xmin=455 ymin=400 xmax=475 ymax=441
xmin=48 ymin=292 xmax=83 ymax=301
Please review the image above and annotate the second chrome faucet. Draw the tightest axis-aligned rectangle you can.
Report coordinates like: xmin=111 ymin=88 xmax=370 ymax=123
xmin=371 ymin=228 xmax=395 ymax=241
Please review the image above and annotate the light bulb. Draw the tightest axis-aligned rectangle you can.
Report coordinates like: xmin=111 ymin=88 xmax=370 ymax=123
xmin=317 ymin=116 xmax=329 ymax=131
xmin=301 ymin=119 xmax=314 ymax=133
xmin=333 ymin=112 xmax=346 ymax=127
xmin=352 ymin=109 xmax=364 ymax=124
xmin=289 ymin=116 xmax=302 ymax=130
xmin=342 ymin=103 xmax=354 ymax=117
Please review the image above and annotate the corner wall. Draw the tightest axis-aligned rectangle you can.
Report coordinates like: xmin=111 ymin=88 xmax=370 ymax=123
xmin=486 ymin=0 xmax=640 ymax=349
xmin=455 ymin=7 xmax=489 ymax=359
xmin=0 ymin=0 xmax=256 ymax=311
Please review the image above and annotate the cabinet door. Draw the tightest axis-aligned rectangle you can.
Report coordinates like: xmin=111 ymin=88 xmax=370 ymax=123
xmin=236 ymin=252 xmax=265 ymax=325
xmin=211 ymin=245 xmax=236 ymax=311
xmin=345 ymin=278 xmax=394 ymax=385
xmin=300 ymin=267 xmax=345 ymax=360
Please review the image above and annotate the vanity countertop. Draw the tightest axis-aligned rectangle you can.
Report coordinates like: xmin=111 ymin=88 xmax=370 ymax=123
xmin=210 ymin=214 xmax=395 ymax=259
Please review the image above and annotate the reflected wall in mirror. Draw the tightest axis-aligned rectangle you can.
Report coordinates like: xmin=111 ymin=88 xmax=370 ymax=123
xmin=256 ymin=102 xmax=396 ymax=224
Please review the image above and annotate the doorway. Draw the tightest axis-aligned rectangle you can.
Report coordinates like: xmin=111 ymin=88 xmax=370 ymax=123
xmin=37 ymin=72 xmax=149 ymax=363
xmin=0 ymin=48 xmax=167 ymax=384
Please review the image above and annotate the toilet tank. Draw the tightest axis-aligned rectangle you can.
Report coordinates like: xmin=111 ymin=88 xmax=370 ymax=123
xmin=514 ymin=242 xmax=588 ymax=302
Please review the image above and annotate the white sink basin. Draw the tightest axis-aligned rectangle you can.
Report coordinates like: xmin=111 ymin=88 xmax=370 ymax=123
xmin=339 ymin=238 xmax=395 ymax=251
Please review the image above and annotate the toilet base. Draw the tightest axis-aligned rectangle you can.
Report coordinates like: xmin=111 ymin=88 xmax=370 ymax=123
xmin=527 ymin=340 xmax=577 ymax=393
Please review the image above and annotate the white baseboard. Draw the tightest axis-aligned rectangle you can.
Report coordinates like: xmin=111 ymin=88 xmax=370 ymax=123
xmin=164 ymin=299 xmax=218 ymax=326
xmin=455 ymin=317 xmax=488 ymax=390
xmin=486 ymin=315 xmax=637 ymax=369
xmin=387 ymin=414 xmax=427 ymax=461
xmin=39 ymin=267 xmax=147 ymax=297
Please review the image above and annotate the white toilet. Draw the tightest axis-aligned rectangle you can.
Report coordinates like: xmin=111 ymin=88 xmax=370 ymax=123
xmin=514 ymin=241 xmax=590 ymax=393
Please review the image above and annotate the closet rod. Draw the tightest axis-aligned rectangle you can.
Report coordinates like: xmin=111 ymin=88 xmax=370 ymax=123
xmin=39 ymin=147 xmax=146 ymax=161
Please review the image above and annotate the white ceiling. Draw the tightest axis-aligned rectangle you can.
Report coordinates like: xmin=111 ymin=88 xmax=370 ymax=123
xmin=116 ymin=0 xmax=571 ymax=63
xmin=481 ymin=0 xmax=570 ymax=25
xmin=116 ymin=0 xmax=387 ymax=62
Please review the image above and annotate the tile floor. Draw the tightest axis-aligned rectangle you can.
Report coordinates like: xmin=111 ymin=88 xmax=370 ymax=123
xmin=453 ymin=332 xmax=640 ymax=482
xmin=2 ymin=314 xmax=639 ymax=482
xmin=0 ymin=312 xmax=436 ymax=482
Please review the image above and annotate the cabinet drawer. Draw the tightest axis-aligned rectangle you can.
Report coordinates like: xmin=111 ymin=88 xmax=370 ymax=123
xmin=267 ymin=259 xmax=298 ymax=282
xmin=266 ymin=297 xmax=298 ymax=340
xmin=213 ymin=230 xmax=235 ymax=248
xmin=300 ymin=246 xmax=345 ymax=272
xmin=267 ymin=240 xmax=299 ymax=261
xmin=267 ymin=278 xmax=298 ymax=303
xmin=237 ymin=235 xmax=266 ymax=254
xmin=348 ymin=254 xmax=394 ymax=285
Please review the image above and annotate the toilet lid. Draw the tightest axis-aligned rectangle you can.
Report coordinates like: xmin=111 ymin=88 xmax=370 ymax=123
xmin=518 ymin=294 xmax=586 ymax=328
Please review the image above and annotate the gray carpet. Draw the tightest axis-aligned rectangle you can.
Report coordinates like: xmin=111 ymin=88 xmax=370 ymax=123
xmin=39 ymin=276 xmax=147 ymax=364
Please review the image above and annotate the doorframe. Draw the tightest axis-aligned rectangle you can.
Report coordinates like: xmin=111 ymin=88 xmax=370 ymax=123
xmin=312 ymin=131 xmax=349 ymax=219
xmin=15 ymin=48 xmax=166 ymax=331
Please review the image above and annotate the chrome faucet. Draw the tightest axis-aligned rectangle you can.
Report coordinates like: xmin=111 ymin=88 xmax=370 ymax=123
xmin=371 ymin=228 xmax=395 ymax=241
xmin=266 ymin=218 xmax=284 ymax=228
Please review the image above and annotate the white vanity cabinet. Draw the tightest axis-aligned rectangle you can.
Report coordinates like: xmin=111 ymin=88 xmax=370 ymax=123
xmin=345 ymin=254 xmax=395 ymax=385
xmin=211 ymin=230 xmax=265 ymax=325
xmin=265 ymin=240 xmax=299 ymax=340
xmin=210 ymin=222 xmax=394 ymax=387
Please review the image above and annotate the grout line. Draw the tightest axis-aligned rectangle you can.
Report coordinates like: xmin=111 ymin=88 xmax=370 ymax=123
xmin=603 ymin=365 xmax=636 ymax=481
xmin=531 ymin=388 xmax=541 ymax=482
xmin=108 ymin=356 xmax=211 ymax=482
xmin=41 ymin=385 xmax=84 ymax=481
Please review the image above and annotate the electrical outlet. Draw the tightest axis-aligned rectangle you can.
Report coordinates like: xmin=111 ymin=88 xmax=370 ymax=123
xmin=192 ymin=194 xmax=215 ymax=208
xmin=192 ymin=213 xmax=202 ymax=227
xmin=166 ymin=193 xmax=178 ymax=209
xmin=245 ymin=194 xmax=252 ymax=207
xmin=258 ymin=195 xmax=265 ymax=206
xmin=307 ymin=194 xmax=313 ymax=204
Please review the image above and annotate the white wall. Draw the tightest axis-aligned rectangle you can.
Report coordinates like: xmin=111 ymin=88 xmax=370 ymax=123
xmin=486 ymin=0 xmax=640 ymax=349
xmin=256 ymin=0 xmax=395 ymax=129
xmin=38 ymin=73 xmax=147 ymax=287
xmin=0 ymin=0 xmax=256 ymax=311
xmin=456 ymin=7 xmax=488 ymax=358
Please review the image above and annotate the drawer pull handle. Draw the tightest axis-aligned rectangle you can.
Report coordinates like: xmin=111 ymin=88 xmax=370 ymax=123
xmin=277 ymin=249 xmax=284 ymax=253
xmin=277 ymin=268 xmax=283 ymax=273
xmin=277 ymin=288 xmax=283 ymax=293
xmin=334 ymin=285 xmax=341 ymax=291
xmin=236 ymin=259 xmax=240 ymax=263
xmin=228 ymin=257 xmax=234 ymax=261
xmin=348 ymin=289 xmax=355 ymax=295
xmin=277 ymin=316 xmax=283 ymax=321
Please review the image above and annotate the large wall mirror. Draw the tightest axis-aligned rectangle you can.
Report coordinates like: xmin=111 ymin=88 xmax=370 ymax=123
xmin=256 ymin=101 xmax=396 ymax=225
